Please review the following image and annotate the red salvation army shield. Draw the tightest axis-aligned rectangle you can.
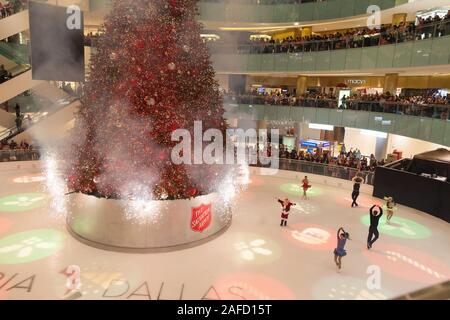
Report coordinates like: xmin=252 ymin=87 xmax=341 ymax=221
xmin=191 ymin=203 xmax=212 ymax=233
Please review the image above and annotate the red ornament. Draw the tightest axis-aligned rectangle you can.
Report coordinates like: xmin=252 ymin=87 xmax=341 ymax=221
xmin=159 ymin=151 xmax=168 ymax=160
xmin=188 ymin=187 xmax=198 ymax=197
xmin=134 ymin=39 xmax=145 ymax=50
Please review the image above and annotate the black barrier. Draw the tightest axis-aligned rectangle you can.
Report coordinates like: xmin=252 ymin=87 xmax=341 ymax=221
xmin=373 ymin=166 xmax=450 ymax=223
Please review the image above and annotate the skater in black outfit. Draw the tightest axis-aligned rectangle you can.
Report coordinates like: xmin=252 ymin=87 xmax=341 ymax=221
xmin=351 ymin=174 xmax=364 ymax=207
xmin=367 ymin=205 xmax=383 ymax=249
xmin=278 ymin=198 xmax=296 ymax=227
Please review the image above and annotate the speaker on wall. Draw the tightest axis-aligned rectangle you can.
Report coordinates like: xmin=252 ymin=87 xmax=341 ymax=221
xmin=29 ymin=1 xmax=85 ymax=82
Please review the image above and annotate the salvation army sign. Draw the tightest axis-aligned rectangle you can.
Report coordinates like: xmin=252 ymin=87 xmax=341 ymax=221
xmin=191 ymin=203 xmax=212 ymax=233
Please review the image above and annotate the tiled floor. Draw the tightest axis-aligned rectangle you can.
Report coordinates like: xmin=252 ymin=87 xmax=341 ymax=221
xmin=0 ymin=168 xmax=449 ymax=300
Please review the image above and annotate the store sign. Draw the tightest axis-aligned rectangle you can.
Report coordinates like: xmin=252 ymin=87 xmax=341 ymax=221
xmin=347 ymin=79 xmax=367 ymax=85
xmin=191 ymin=203 xmax=212 ymax=233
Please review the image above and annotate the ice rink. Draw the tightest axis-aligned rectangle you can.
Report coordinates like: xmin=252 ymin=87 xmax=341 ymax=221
xmin=0 ymin=164 xmax=449 ymax=300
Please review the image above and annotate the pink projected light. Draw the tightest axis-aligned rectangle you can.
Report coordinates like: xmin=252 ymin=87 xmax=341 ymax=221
xmin=248 ymin=176 xmax=265 ymax=187
xmin=207 ymin=273 xmax=295 ymax=300
xmin=363 ymin=243 xmax=450 ymax=285
xmin=0 ymin=218 xmax=11 ymax=235
xmin=12 ymin=174 xmax=47 ymax=184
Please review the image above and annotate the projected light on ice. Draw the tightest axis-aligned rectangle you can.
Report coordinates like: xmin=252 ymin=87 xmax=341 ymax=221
xmin=0 ymin=229 xmax=65 ymax=264
xmin=339 ymin=195 xmax=383 ymax=208
xmin=284 ymin=224 xmax=335 ymax=250
xmin=290 ymin=202 xmax=317 ymax=216
xmin=0 ymin=193 xmax=48 ymax=212
xmin=363 ymin=243 xmax=450 ymax=285
xmin=360 ymin=215 xmax=431 ymax=239
xmin=12 ymin=174 xmax=46 ymax=184
xmin=247 ymin=176 xmax=264 ymax=187
xmin=279 ymin=183 xmax=323 ymax=197
xmin=232 ymin=233 xmax=280 ymax=264
xmin=0 ymin=218 xmax=11 ymax=235
xmin=313 ymin=275 xmax=392 ymax=300
xmin=207 ymin=273 xmax=295 ymax=300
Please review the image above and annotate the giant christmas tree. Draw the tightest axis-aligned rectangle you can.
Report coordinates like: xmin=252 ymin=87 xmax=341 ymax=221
xmin=66 ymin=0 xmax=231 ymax=201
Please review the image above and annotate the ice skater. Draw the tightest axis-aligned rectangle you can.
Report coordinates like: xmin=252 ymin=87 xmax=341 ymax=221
xmin=383 ymin=196 xmax=396 ymax=224
xmin=277 ymin=198 xmax=296 ymax=227
xmin=367 ymin=205 xmax=383 ymax=250
xmin=301 ymin=176 xmax=311 ymax=199
xmin=333 ymin=227 xmax=350 ymax=272
xmin=351 ymin=174 xmax=364 ymax=208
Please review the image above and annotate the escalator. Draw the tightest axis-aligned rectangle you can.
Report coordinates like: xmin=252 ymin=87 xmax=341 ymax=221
xmin=0 ymin=82 xmax=80 ymax=144
xmin=0 ymin=9 xmax=29 ymax=41
xmin=0 ymin=32 xmax=42 ymax=105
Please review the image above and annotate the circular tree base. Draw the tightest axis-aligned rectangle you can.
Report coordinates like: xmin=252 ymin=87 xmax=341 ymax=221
xmin=66 ymin=192 xmax=232 ymax=252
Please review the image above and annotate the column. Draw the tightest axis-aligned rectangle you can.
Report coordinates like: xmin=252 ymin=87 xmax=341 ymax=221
xmin=383 ymin=73 xmax=399 ymax=95
xmin=296 ymin=76 xmax=308 ymax=96
xmin=375 ymin=134 xmax=389 ymax=161
xmin=294 ymin=122 xmax=303 ymax=151
xmin=301 ymin=27 xmax=312 ymax=38
xmin=392 ymin=13 xmax=407 ymax=25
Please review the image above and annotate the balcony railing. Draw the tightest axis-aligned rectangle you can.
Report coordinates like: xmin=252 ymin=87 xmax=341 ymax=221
xmin=209 ymin=20 xmax=450 ymax=54
xmin=226 ymin=95 xmax=450 ymax=121
xmin=252 ymin=157 xmax=376 ymax=185
xmin=0 ymin=149 xmax=40 ymax=162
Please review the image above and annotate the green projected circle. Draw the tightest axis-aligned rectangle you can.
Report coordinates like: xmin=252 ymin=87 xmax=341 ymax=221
xmin=360 ymin=215 xmax=431 ymax=239
xmin=0 ymin=193 xmax=48 ymax=212
xmin=0 ymin=229 xmax=65 ymax=264
xmin=280 ymin=183 xmax=323 ymax=197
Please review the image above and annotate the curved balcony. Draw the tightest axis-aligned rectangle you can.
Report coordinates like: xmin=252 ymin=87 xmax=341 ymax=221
xmin=211 ymin=26 xmax=450 ymax=73
xmin=198 ymin=0 xmax=408 ymax=23
xmin=224 ymin=96 xmax=450 ymax=146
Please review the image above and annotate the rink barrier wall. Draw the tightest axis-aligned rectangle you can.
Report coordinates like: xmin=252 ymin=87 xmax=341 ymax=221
xmin=0 ymin=160 xmax=41 ymax=172
xmin=249 ymin=167 xmax=374 ymax=195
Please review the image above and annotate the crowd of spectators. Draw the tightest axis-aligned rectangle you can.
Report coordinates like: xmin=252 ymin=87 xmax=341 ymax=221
xmin=276 ymin=144 xmax=382 ymax=172
xmin=226 ymin=89 xmax=449 ymax=119
xmin=0 ymin=0 xmax=26 ymax=19
xmin=237 ymin=13 xmax=450 ymax=54
xmin=252 ymin=142 xmax=380 ymax=183
xmin=228 ymin=90 xmax=449 ymax=106
xmin=0 ymin=139 xmax=39 ymax=162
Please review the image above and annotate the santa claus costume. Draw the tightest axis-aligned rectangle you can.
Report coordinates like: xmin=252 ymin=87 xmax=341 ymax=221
xmin=278 ymin=198 xmax=296 ymax=227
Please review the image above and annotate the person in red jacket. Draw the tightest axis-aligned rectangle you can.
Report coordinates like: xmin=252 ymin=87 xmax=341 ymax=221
xmin=301 ymin=176 xmax=311 ymax=199
xmin=278 ymin=198 xmax=296 ymax=227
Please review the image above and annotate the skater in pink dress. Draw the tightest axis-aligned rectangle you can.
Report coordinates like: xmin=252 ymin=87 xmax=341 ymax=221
xmin=302 ymin=176 xmax=311 ymax=199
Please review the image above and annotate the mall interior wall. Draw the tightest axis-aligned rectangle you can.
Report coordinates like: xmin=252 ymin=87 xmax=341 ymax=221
xmin=386 ymin=135 xmax=449 ymax=158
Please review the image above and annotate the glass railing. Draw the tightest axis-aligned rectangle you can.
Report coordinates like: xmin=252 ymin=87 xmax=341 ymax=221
xmin=225 ymin=95 xmax=450 ymax=121
xmin=251 ymin=156 xmax=376 ymax=185
xmin=0 ymin=88 xmax=78 ymax=142
xmin=209 ymin=20 xmax=450 ymax=54
xmin=0 ymin=40 xmax=30 ymax=65
xmin=0 ymin=38 xmax=31 ymax=84
xmin=0 ymin=149 xmax=40 ymax=162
